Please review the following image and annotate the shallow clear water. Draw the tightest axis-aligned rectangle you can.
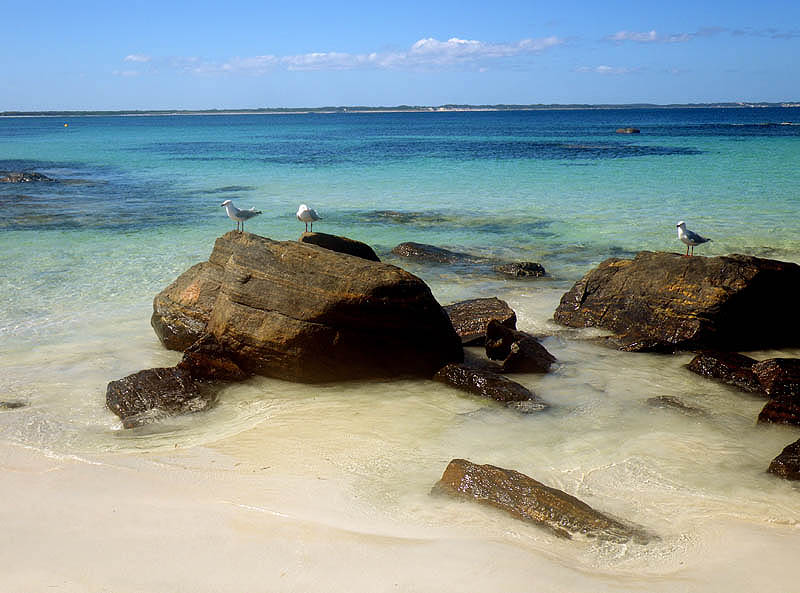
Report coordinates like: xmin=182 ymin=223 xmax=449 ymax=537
xmin=1 ymin=109 xmax=799 ymax=589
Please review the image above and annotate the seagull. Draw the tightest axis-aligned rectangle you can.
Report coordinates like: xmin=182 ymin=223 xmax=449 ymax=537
xmin=221 ymin=199 xmax=261 ymax=232
xmin=296 ymin=204 xmax=321 ymax=232
xmin=676 ymin=221 xmax=711 ymax=256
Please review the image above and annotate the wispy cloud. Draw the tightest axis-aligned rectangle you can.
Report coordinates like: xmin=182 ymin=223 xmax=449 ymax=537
xmin=121 ymin=36 xmax=565 ymax=75
xmin=732 ymin=27 xmax=800 ymax=39
xmin=575 ymin=65 xmax=639 ymax=75
xmin=123 ymin=54 xmax=151 ymax=63
xmin=606 ymin=30 xmax=692 ymax=43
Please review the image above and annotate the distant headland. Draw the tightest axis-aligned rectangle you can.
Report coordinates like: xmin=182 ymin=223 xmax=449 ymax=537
xmin=2 ymin=102 xmax=799 ymax=117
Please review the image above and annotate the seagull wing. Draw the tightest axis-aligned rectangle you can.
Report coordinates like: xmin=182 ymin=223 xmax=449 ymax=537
xmin=685 ymin=229 xmax=710 ymax=243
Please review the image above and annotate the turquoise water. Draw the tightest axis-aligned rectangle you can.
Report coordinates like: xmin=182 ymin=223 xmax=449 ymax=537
xmin=1 ymin=110 xmax=800 ymax=590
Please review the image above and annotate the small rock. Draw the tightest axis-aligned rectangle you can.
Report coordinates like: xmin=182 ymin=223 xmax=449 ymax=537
xmin=0 ymin=171 xmax=55 ymax=183
xmin=106 ymin=367 xmax=218 ymax=428
xmin=391 ymin=242 xmax=475 ymax=264
xmin=0 ymin=400 xmax=27 ymax=410
xmin=444 ymin=297 xmax=517 ymax=346
xmin=751 ymin=358 xmax=800 ymax=398
xmin=299 ymin=232 xmax=380 ymax=262
xmin=432 ymin=459 xmax=654 ymax=543
xmin=494 ymin=262 xmax=546 ymax=278
xmin=757 ymin=398 xmax=800 ymax=427
xmin=433 ymin=363 xmax=549 ymax=410
xmin=616 ymin=128 xmax=641 ymax=134
xmin=686 ymin=351 xmax=763 ymax=394
xmin=768 ymin=439 xmax=800 ymax=480
xmin=485 ymin=320 xmax=556 ymax=373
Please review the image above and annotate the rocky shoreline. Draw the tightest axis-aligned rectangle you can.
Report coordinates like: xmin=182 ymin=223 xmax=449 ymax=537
xmin=106 ymin=235 xmax=800 ymax=545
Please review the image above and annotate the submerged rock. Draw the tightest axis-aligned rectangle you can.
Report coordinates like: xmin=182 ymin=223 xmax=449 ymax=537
xmin=554 ymin=251 xmax=800 ymax=352
xmin=0 ymin=400 xmax=27 ymax=410
xmin=433 ymin=363 xmax=549 ymax=412
xmin=152 ymin=231 xmax=462 ymax=383
xmin=494 ymin=261 xmax=546 ymax=278
xmin=768 ymin=439 xmax=800 ymax=480
xmin=432 ymin=459 xmax=654 ymax=543
xmin=485 ymin=320 xmax=556 ymax=373
xmin=646 ymin=395 xmax=706 ymax=416
xmin=298 ymin=231 xmax=380 ymax=262
xmin=391 ymin=241 xmax=476 ymax=264
xmin=616 ymin=128 xmax=641 ymax=134
xmin=686 ymin=351 xmax=763 ymax=393
xmin=443 ymin=297 xmax=517 ymax=346
xmin=0 ymin=171 xmax=55 ymax=183
xmin=106 ymin=367 xmax=217 ymax=428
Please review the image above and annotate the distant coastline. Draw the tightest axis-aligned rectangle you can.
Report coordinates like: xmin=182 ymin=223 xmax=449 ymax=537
xmin=2 ymin=102 xmax=799 ymax=118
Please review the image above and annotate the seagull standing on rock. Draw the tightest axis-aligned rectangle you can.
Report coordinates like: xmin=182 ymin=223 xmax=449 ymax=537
xmin=296 ymin=204 xmax=321 ymax=232
xmin=221 ymin=199 xmax=261 ymax=232
xmin=676 ymin=221 xmax=711 ymax=256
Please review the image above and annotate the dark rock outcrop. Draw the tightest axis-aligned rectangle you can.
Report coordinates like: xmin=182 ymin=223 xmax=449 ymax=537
xmin=432 ymin=459 xmax=654 ymax=543
xmin=299 ymin=232 xmax=380 ymax=262
xmin=152 ymin=231 xmax=462 ymax=383
xmin=751 ymin=358 xmax=800 ymax=398
xmin=0 ymin=171 xmax=55 ymax=183
xmin=758 ymin=398 xmax=800 ymax=427
xmin=443 ymin=297 xmax=517 ymax=346
xmin=433 ymin=363 xmax=549 ymax=412
xmin=768 ymin=439 xmax=800 ymax=480
xmin=391 ymin=242 xmax=475 ymax=264
xmin=106 ymin=367 xmax=218 ymax=428
xmin=494 ymin=262 xmax=546 ymax=278
xmin=686 ymin=351 xmax=763 ymax=393
xmin=554 ymin=251 xmax=800 ymax=352
xmin=485 ymin=320 xmax=556 ymax=373
xmin=616 ymin=128 xmax=641 ymax=134
xmin=177 ymin=334 xmax=250 ymax=382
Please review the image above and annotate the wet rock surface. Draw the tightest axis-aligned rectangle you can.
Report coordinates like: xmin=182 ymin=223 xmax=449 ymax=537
xmin=554 ymin=251 xmax=800 ymax=352
xmin=646 ymin=395 xmax=706 ymax=416
xmin=768 ymin=439 xmax=800 ymax=480
xmin=433 ymin=363 xmax=548 ymax=409
xmin=432 ymin=459 xmax=654 ymax=543
xmin=0 ymin=171 xmax=55 ymax=183
xmin=106 ymin=367 xmax=218 ymax=428
xmin=757 ymin=398 xmax=800 ymax=427
xmin=0 ymin=400 xmax=27 ymax=410
xmin=494 ymin=261 xmax=546 ymax=278
xmin=443 ymin=297 xmax=517 ymax=346
xmin=751 ymin=358 xmax=800 ymax=398
xmin=686 ymin=351 xmax=763 ymax=393
xmin=485 ymin=320 xmax=556 ymax=373
xmin=298 ymin=231 xmax=380 ymax=262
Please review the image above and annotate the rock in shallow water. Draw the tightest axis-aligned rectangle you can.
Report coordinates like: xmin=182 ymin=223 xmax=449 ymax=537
xmin=485 ymin=319 xmax=556 ymax=373
xmin=443 ymin=297 xmax=517 ymax=346
xmin=0 ymin=171 xmax=55 ymax=183
xmin=152 ymin=231 xmax=462 ymax=383
xmin=433 ymin=363 xmax=549 ymax=413
xmin=768 ymin=439 xmax=800 ymax=480
xmin=554 ymin=251 xmax=800 ymax=352
xmin=686 ymin=351 xmax=763 ymax=394
xmin=390 ymin=241 xmax=476 ymax=264
xmin=494 ymin=261 xmax=546 ymax=278
xmin=432 ymin=459 xmax=655 ymax=543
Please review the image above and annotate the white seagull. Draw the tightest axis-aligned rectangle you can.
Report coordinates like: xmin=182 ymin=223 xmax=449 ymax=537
xmin=676 ymin=221 xmax=711 ymax=256
xmin=221 ymin=199 xmax=261 ymax=232
xmin=296 ymin=204 xmax=321 ymax=232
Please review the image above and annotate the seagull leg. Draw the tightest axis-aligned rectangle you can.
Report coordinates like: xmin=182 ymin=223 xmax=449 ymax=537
xmin=310 ymin=222 xmax=313 ymax=232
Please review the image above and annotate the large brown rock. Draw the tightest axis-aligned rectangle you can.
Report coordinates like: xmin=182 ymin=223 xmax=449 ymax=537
xmin=444 ymin=297 xmax=517 ymax=346
xmin=485 ymin=319 xmax=556 ymax=373
xmin=299 ymin=232 xmax=380 ymax=262
xmin=554 ymin=251 xmax=800 ymax=352
xmin=152 ymin=232 xmax=463 ymax=383
xmin=768 ymin=439 xmax=800 ymax=480
xmin=432 ymin=459 xmax=653 ymax=543
xmin=686 ymin=351 xmax=763 ymax=393
xmin=751 ymin=358 xmax=800 ymax=398
xmin=151 ymin=261 xmax=224 ymax=351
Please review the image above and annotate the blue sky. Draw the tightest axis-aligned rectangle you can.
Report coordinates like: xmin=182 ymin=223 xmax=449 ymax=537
xmin=3 ymin=0 xmax=799 ymax=110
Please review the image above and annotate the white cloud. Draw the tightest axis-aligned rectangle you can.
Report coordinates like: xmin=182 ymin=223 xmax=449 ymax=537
xmin=128 ymin=35 xmax=565 ymax=75
xmin=123 ymin=54 xmax=151 ymax=63
xmin=575 ymin=65 xmax=638 ymax=75
xmin=112 ymin=70 xmax=141 ymax=77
